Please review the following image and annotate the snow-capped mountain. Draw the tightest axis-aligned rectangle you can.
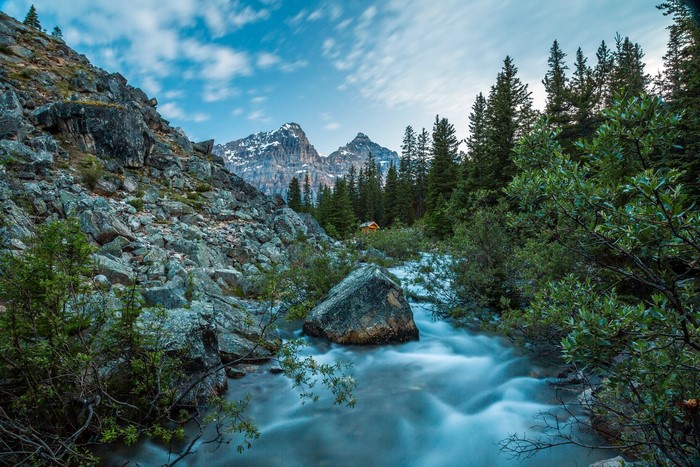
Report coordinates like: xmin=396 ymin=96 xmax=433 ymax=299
xmin=213 ymin=123 xmax=399 ymax=199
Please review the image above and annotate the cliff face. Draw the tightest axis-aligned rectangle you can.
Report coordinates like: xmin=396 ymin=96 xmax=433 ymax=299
xmin=0 ymin=12 xmax=328 ymax=399
xmin=213 ymin=125 xmax=399 ymax=200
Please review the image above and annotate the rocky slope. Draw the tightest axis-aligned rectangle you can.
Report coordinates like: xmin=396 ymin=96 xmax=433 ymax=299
xmin=0 ymin=12 xmax=328 ymax=398
xmin=213 ymin=124 xmax=399 ymax=199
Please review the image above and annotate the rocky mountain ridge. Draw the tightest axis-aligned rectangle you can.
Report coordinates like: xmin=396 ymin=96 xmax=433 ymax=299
xmin=0 ymin=11 xmax=328 ymax=400
xmin=213 ymin=123 xmax=399 ymax=199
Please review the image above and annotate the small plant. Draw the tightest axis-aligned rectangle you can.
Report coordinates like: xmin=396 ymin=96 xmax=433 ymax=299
xmin=127 ymin=198 xmax=145 ymax=212
xmin=195 ymin=182 xmax=212 ymax=193
xmin=77 ymin=155 xmax=103 ymax=190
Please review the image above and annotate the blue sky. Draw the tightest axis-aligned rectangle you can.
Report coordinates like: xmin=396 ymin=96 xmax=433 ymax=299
xmin=1 ymin=1 xmax=672 ymax=154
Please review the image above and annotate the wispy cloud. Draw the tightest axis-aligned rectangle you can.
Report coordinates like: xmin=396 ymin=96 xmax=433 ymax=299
xmin=323 ymin=0 xmax=671 ymax=136
xmin=159 ymin=102 xmax=210 ymax=122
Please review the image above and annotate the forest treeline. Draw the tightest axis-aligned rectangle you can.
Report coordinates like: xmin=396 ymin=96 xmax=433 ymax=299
xmin=288 ymin=1 xmax=700 ymax=464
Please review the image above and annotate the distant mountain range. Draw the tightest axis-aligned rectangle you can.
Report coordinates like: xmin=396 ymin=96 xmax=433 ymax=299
xmin=212 ymin=123 xmax=399 ymax=199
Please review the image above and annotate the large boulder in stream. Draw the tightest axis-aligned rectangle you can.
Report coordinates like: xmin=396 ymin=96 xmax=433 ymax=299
xmin=303 ymin=264 xmax=419 ymax=345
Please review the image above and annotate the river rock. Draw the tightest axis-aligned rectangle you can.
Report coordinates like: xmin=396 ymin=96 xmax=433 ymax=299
xmin=303 ymin=264 xmax=419 ymax=345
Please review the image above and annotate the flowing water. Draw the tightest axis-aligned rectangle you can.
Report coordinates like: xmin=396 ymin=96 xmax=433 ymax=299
xmin=108 ymin=263 xmax=614 ymax=466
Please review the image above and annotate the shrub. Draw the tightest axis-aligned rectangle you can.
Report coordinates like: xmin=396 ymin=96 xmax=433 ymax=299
xmin=356 ymin=224 xmax=425 ymax=262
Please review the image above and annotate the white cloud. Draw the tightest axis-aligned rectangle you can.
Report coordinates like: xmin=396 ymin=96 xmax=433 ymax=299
xmin=164 ymin=89 xmax=185 ymax=100
xmin=257 ymin=52 xmax=281 ymax=69
xmin=202 ymin=83 xmax=240 ymax=103
xmin=232 ymin=107 xmax=244 ymax=116
xmin=159 ymin=102 xmax=210 ymax=122
xmin=248 ymin=109 xmax=271 ymax=124
xmin=326 ymin=0 xmax=671 ymax=142
xmin=324 ymin=122 xmax=341 ymax=130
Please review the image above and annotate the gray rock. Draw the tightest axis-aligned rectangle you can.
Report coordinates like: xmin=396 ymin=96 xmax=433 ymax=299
xmin=32 ymin=101 xmax=154 ymax=168
xmin=142 ymin=187 xmax=159 ymax=204
xmin=122 ymin=175 xmax=138 ymax=192
xmin=99 ymin=235 xmax=131 ymax=257
xmin=79 ymin=205 xmax=134 ymax=245
xmin=139 ymin=304 xmax=226 ymax=403
xmin=192 ymin=139 xmax=214 ymax=156
xmin=141 ymin=283 xmax=187 ymax=309
xmin=93 ymin=254 xmax=133 ymax=285
xmin=93 ymin=274 xmax=111 ymax=290
xmin=589 ymin=457 xmax=629 ymax=467
xmin=161 ymin=200 xmax=194 ymax=217
xmin=215 ymin=303 xmax=280 ymax=363
xmin=304 ymin=264 xmax=419 ymax=345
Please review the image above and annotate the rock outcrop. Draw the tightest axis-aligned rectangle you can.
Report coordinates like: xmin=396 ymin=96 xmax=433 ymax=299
xmin=303 ymin=264 xmax=419 ymax=345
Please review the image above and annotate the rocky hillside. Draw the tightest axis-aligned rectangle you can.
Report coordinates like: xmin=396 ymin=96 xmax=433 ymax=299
xmin=0 ymin=12 xmax=328 ymax=398
xmin=213 ymin=124 xmax=398 ymax=199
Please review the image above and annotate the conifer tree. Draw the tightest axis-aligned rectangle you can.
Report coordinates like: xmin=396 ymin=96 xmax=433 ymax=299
xmin=413 ymin=128 xmax=430 ymax=219
xmin=398 ymin=126 xmax=417 ymax=224
xmin=611 ymin=34 xmax=649 ymax=98
xmin=543 ymin=40 xmax=569 ymax=128
xmin=287 ymin=176 xmax=302 ymax=212
xmin=463 ymin=92 xmax=488 ymax=189
xmin=327 ymin=177 xmax=357 ymax=237
xmin=383 ymin=161 xmax=400 ymax=227
xmin=594 ymin=40 xmax=615 ymax=109
xmin=658 ymin=0 xmax=700 ymax=199
xmin=567 ymin=47 xmax=597 ymax=144
xmin=427 ymin=115 xmax=460 ymax=207
xmin=51 ymin=26 xmax=63 ymax=38
xmin=302 ymin=172 xmax=313 ymax=213
xmin=23 ymin=5 xmax=41 ymax=30
xmin=481 ymin=56 xmax=533 ymax=193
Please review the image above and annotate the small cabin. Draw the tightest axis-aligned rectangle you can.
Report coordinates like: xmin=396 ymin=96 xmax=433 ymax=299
xmin=359 ymin=221 xmax=380 ymax=233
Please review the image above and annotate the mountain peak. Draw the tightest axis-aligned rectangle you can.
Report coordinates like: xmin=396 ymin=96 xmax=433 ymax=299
xmin=354 ymin=132 xmax=369 ymax=140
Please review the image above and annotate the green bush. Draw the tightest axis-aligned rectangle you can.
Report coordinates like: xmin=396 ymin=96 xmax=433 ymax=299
xmin=356 ymin=224 xmax=425 ymax=262
xmin=77 ymin=156 xmax=103 ymax=190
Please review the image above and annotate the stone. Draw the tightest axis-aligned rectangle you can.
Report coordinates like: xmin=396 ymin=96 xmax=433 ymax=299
xmin=138 ymin=304 xmax=226 ymax=403
xmin=192 ymin=139 xmax=214 ymax=156
xmin=304 ymin=264 xmax=419 ymax=345
xmin=141 ymin=283 xmax=187 ymax=309
xmin=589 ymin=457 xmax=628 ymax=467
xmin=93 ymin=254 xmax=133 ymax=285
xmin=122 ymin=175 xmax=138 ymax=192
xmin=32 ymin=102 xmax=154 ymax=168
xmin=93 ymin=274 xmax=111 ymax=290
xmin=216 ymin=303 xmax=280 ymax=363
xmin=79 ymin=205 xmax=134 ymax=245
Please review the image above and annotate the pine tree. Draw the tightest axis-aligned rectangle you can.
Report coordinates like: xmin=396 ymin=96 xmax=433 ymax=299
xmin=287 ymin=176 xmax=302 ymax=212
xmin=481 ymin=56 xmax=534 ymax=192
xmin=413 ymin=128 xmax=430 ymax=219
xmin=23 ymin=5 xmax=41 ymax=30
xmin=427 ymin=115 xmax=459 ymax=210
xmin=567 ymin=47 xmax=597 ymax=144
xmin=451 ymin=93 xmax=488 ymax=220
xmin=543 ymin=40 xmax=569 ymax=128
xmin=463 ymin=92 xmax=488 ymax=189
xmin=398 ymin=126 xmax=416 ymax=224
xmin=383 ymin=161 xmax=400 ymax=227
xmin=327 ymin=177 xmax=357 ymax=238
xmin=594 ymin=40 xmax=615 ymax=109
xmin=658 ymin=0 xmax=700 ymax=199
xmin=362 ymin=153 xmax=383 ymax=222
xmin=51 ymin=26 xmax=62 ymax=38
xmin=302 ymin=172 xmax=313 ymax=213
xmin=611 ymin=34 xmax=650 ymax=98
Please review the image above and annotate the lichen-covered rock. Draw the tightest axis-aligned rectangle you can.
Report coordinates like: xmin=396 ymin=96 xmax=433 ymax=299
xmin=304 ymin=264 xmax=419 ymax=345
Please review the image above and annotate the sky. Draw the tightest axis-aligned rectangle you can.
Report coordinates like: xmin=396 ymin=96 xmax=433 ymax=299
xmin=0 ymin=1 xmax=673 ymax=155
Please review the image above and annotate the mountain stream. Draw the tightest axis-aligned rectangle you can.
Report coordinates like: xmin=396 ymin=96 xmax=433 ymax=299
xmin=108 ymin=262 xmax=615 ymax=466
